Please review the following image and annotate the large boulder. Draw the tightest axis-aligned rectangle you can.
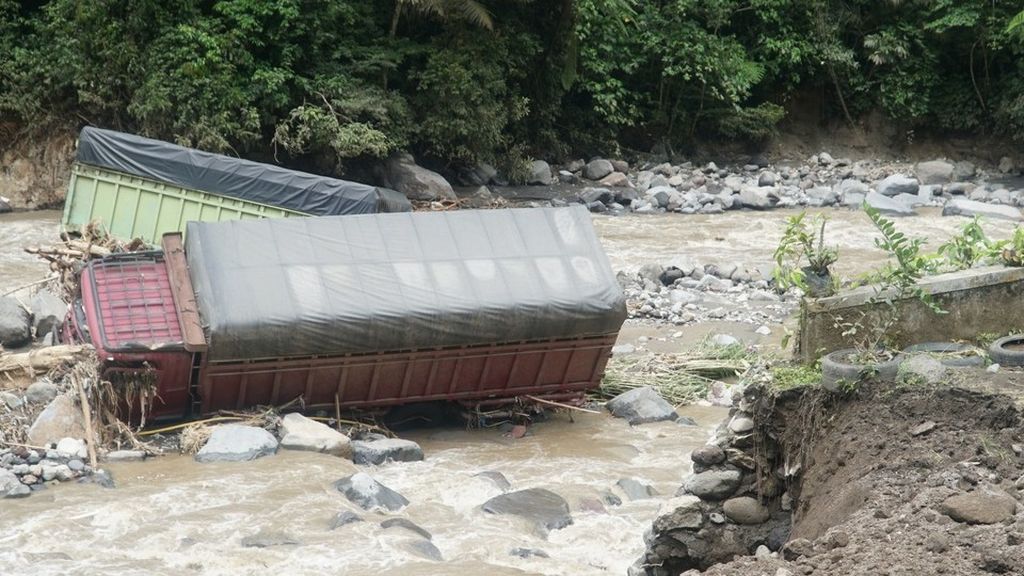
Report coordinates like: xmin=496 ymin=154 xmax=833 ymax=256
xmin=584 ymin=159 xmax=614 ymax=181
xmin=526 ymin=160 xmax=552 ymax=186
xmin=335 ymin=472 xmax=409 ymax=512
xmin=877 ymin=174 xmax=920 ymax=197
xmin=30 ymin=291 xmax=67 ymax=340
xmin=25 ymin=380 xmax=58 ymax=405
xmin=482 ymin=488 xmax=573 ymax=534
xmin=385 ymin=153 xmax=456 ymax=201
xmin=606 ymin=386 xmax=678 ymax=425
xmin=27 ymin=394 xmax=87 ymax=446
xmin=942 ymin=198 xmax=1022 ymax=221
xmin=351 ymin=438 xmax=424 ymax=465
xmin=865 ymin=191 xmax=915 ymax=216
xmin=194 ymin=424 xmax=279 ymax=463
xmin=915 ymin=160 xmax=954 ymax=185
xmin=0 ymin=296 xmax=31 ymax=349
xmin=738 ymin=186 xmax=777 ymax=210
xmin=682 ymin=469 xmax=742 ymax=500
xmin=652 ymin=495 xmax=703 ymax=532
xmin=278 ymin=413 xmax=351 ymax=457
xmin=939 ymin=490 xmax=1017 ymax=524
xmin=722 ymin=496 xmax=770 ymax=524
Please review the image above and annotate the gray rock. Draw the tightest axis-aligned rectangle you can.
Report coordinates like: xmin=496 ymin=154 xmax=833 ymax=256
xmin=1 ymin=391 xmax=22 ymax=410
xmin=723 ymin=496 xmax=771 ymax=524
xmin=738 ymin=186 xmax=777 ymax=209
xmin=0 ymin=296 xmax=31 ymax=349
xmin=381 ymin=518 xmax=431 ymax=539
xmin=335 ymin=472 xmax=409 ymax=512
xmin=638 ymin=263 xmax=664 ymax=285
xmin=279 ymin=413 xmax=352 ymax=457
xmin=527 ymin=160 xmax=552 ymax=186
xmin=617 ymin=478 xmax=657 ymax=501
xmin=584 ymin=159 xmax=614 ymax=181
xmin=806 ymin=187 xmax=837 ymax=207
xmin=1 ymin=469 xmax=22 ymax=495
xmin=599 ymin=172 xmax=631 ymax=188
xmin=691 ymin=445 xmax=726 ymax=466
xmin=818 ymin=152 xmax=834 ymax=165
xmin=910 ymin=421 xmax=937 ymax=437
xmin=682 ymin=469 xmax=742 ymax=500
xmin=915 ymin=160 xmax=954 ymax=185
xmin=241 ymin=529 xmax=300 ymax=548
xmin=606 ymin=386 xmax=678 ymax=425
xmin=351 ymin=438 xmax=423 ymax=465
xmin=877 ymin=174 xmax=920 ymax=197
xmin=612 ymin=344 xmax=636 ymax=356
xmin=943 ymin=198 xmax=1022 ymax=221
xmin=329 ymin=511 xmax=363 ymax=529
xmin=56 ymin=437 xmax=87 ymax=459
xmin=587 ymin=201 xmax=607 ymax=213
xmin=898 ymin=355 xmax=947 ymax=386
xmin=728 ymin=415 xmax=754 ymax=434
xmin=893 ymin=192 xmax=924 ymax=208
xmin=947 ymin=182 xmax=974 ymax=195
xmin=67 ymin=459 xmax=85 ymax=472
xmin=30 ymin=291 xmax=66 ymax=340
xmin=482 ymin=488 xmax=573 ymax=534
xmin=579 ymin=187 xmax=612 ymax=205
xmin=79 ymin=469 xmax=115 ymax=489
xmin=402 ymin=539 xmax=443 ymax=561
xmin=27 ymin=394 xmax=86 ymax=446
xmin=565 ymin=159 xmax=585 ymax=173
xmin=652 ymin=495 xmax=703 ymax=531
xmin=939 ymin=490 xmax=1016 ymax=524
xmin=0 ymin=196 xmax=11 ymax=214
xmin=758 ymin=172 xmax=776 ymax=187
xmin=952 ymin=161 xmax=976 ymax=181
xmin=610 ymin=159 xmax=630 ymax=173
xmin=385 ymin=153 xmax=456 ymax=201
xmin=461 ymin=163 xmax=498 ymax=186
xmin=998 ymin=156 xmax=1015 ymax=174
xmin=194 ymin=424 xmax=278 ymax=463
xmin=25 ymin=381 xmax=58 ymax=405
xmin=865 ymin=191 xmax=915 ymax=216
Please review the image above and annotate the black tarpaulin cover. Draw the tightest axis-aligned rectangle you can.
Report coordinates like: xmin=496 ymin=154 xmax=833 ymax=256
xmin=185 ymin=206 xmax=627 ymax=362
xmin=77 ymin=126 xmax=411 ymax=215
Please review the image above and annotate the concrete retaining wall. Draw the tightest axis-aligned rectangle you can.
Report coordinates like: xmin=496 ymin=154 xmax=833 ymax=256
xmin=797 ymin=266 xmax=1024 ymax=361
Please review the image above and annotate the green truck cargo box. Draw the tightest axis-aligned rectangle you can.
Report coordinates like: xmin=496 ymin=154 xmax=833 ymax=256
xmin=62 ymin=127 xmax=411 ymax=244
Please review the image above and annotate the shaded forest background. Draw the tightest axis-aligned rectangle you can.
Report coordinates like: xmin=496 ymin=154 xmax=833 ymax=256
xmin=2 ymin=0 xmax=1023 ymax=178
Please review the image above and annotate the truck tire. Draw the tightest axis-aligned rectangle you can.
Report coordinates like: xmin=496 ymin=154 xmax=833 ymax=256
xmin=988 ymin=335 xmax=1024 ymax=367
xmin=820 ymin=348 xmax=903 ymax=391
xmin=903 ymin=342 xmax=985 ymax=367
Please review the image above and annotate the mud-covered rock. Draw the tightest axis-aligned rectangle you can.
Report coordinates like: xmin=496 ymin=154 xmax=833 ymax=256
xmin=335 ymin=472 xmax=409 ymax=512
xmin=482 ymin=488 xmax=573 ymax=534
xmin=722 ymin=496 xmax=770 ymax=525
xmin=682 ymin=469 xmax=742 ymax=500
xmin=939 ymin=490 xmax=1017 ymax=524
xmin=194 ymin=425 xmax=278 ymax=463
xmin=278 ymin=413 xmax=351 ymax=457
xmin=606 ymin=386 xmax=678 ymax=425
xmin=351 ymin=438 xmax=423 ymax=465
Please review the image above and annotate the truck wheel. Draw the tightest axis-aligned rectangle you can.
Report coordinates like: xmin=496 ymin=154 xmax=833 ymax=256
xmin=903 ymin=342 xmax=985 ymax=367
xmin=820 ymin=349 xmax=902 ymax=391
xmin=988 ymin=335 xmax=1024 ymax=367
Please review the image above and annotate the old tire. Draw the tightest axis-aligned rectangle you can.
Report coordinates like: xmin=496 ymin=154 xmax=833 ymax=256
xmin=988 ymin=335 xmax=1024 ymax=367
xmin=820 ymin=349 xmax=903 ymax=391
xmin=903 ymin=342 xmax=985 ymax=367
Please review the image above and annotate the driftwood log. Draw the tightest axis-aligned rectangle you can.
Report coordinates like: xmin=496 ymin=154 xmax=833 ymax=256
xmin=0 ymin=344 xmax=95 ymax=376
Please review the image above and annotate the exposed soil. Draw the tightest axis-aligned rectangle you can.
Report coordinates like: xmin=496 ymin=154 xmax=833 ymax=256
xmin=696 ymin=371 xmax=1024 ymax=576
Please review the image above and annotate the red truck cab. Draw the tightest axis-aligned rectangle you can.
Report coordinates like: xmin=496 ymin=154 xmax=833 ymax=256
xmin=66 ymin=236 xmax=203 ymax=421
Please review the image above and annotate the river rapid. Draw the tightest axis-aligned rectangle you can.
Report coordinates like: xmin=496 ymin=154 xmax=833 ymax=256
xmin=0 ymin=206 xmax=1018 ymax=575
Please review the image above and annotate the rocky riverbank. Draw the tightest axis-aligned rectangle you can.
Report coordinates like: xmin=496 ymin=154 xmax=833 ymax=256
xmin=632 ymin=369 xmax=1024 ymax=576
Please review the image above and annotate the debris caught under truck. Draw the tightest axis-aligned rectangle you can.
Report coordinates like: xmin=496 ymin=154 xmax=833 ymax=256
xmin=65 ymin=206 xmax=627 ymax=420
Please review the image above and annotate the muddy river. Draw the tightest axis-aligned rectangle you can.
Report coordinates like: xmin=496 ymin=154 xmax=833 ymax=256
xmin=0 ymin=206 xmax=1018 ymax=575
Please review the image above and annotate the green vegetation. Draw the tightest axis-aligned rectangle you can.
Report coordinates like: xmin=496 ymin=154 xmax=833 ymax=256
xmin=2 ymin=1 xmax=1024 ymax=174
xmin=769 ymin=363 xmax=821 ymax=390
xmin=773 ymin=212 xmax=838 ymax=296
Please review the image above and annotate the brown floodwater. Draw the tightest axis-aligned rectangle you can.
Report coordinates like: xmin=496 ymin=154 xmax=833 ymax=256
xmin=0 ymin=205 xmax=1017 ymax=574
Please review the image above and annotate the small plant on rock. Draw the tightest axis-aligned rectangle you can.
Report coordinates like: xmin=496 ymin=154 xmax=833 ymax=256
xmin=999 ymin=227 xmax=1024 ymax=266
xmin=773 ymin=212 xmax=839 ymax=297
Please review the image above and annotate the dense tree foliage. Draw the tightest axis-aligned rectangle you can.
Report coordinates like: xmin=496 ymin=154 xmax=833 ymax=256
xmin=1 ymin=0 xmax=1022 ymax=175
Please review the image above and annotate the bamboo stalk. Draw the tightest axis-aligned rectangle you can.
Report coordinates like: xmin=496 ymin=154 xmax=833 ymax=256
xmin=335 ymin=393 xmax=342 ymax=433
xmin=524 ymin=395 xmax=601 ymax=414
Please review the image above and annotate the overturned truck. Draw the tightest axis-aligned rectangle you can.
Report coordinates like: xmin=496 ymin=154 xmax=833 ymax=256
xmin=64 ymin=206 xmax=627 ymax=420
xmin=62 ymin=127 xmax=411 ymax=244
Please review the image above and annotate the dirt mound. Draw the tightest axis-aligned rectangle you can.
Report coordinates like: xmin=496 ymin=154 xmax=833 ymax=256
xmin=696 ymin=374 xmax=1024 ymax=576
